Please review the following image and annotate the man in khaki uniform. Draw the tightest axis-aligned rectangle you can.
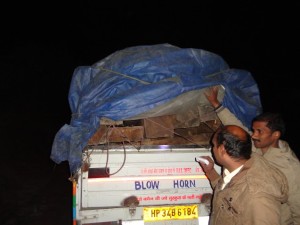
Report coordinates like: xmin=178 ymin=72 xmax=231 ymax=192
xmin=205 ymin=86 xmax=300 ymax=225
xmin=198 ymin=125 xmax=288 ymax=225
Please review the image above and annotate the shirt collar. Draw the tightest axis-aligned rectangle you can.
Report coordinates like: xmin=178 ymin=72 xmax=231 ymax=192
xmin=222 ymin=165 xmax=244 ymax=189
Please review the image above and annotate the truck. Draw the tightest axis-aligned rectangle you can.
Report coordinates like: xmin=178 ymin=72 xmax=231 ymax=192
xmin=73 ymin=116 xmax=222 ymax=225
xmin=50 ymin=44 xmax=262 ymax=225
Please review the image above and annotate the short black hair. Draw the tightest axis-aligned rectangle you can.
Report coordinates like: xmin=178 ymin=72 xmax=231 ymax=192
xmin=216 ymin=126 xmax=252 ymax=160
xmin=252 ymin=112 xmax=285 ymax=136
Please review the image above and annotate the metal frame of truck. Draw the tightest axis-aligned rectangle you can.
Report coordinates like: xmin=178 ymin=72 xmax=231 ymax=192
xmin=73 ymin=144 xmax=221 ymax=225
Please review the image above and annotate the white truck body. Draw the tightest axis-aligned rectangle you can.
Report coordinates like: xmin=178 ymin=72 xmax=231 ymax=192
xmin=75 ymin=144 xmax=221 ymax=225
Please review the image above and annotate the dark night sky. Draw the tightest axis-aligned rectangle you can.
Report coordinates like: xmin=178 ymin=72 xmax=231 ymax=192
xmin=1 ymin=2 xmax=300 ymax=224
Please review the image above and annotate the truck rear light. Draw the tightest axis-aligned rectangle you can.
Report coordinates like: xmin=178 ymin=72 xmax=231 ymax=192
xmin=88 ymin=167 xmax=110 ymax=178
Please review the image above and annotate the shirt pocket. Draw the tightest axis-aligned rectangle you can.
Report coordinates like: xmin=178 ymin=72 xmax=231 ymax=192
xmin=222 ymin=197 xmax=239 ymax=217
xmin=213 ymin=197 xmax=240 ymax=225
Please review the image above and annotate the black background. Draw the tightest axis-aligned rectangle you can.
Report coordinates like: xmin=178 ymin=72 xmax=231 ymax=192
xmin=1 ymin=2 xmax=299 ymax=225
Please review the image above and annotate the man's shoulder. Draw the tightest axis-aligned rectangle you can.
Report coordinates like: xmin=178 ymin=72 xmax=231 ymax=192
xmin=248 ymin=153 xmax=287 ymax=183
xmin=263 ymin=140 xmax=300 ymax=167
xmin=245 ymin=154 xmax=288 ymax=198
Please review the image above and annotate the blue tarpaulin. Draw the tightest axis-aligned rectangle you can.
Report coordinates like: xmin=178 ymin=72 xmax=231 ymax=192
xmin=51 ymin=43 xmax=262 ymax=173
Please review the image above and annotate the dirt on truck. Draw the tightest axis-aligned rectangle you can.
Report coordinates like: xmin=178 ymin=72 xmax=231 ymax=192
xmin=51 ymin=44 xmax=262 ymax=225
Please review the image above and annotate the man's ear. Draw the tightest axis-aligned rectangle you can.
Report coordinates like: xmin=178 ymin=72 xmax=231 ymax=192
xmin=219 ymin=144 xmax=227 ymax=156
xmin=273 ymin=131 xmax=280 ymax=138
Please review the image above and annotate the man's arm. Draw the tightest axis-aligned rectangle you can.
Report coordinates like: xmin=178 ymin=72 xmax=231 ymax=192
xmin=204 ymin=86 xmax=250 ymax=133
xmin=245 ymin=196 xmax=282 ymax=225
xmin=197 ymin=156 xmax=221 ymax=188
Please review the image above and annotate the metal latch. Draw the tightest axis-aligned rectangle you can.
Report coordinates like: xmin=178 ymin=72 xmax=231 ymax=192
xmin=201 ymin=193 xmax=212 ymax=214
xmin=122 ymin=196 xmax=140 ymax=216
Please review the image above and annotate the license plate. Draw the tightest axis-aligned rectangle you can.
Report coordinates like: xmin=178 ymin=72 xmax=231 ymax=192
xmin=143 ymin=205 xmax=198 ymax=222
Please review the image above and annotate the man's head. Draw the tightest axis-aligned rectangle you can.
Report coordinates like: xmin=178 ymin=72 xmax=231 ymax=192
xmin=251 ymin=112 xmax=285 ymax=151
xmin=211 ymin=125 xmax=252 ymax=168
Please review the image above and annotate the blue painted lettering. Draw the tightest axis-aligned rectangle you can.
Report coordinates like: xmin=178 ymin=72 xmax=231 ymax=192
xmin=173 ymin=180 xmax=196 ymax=188
xmin=135 ymin=181 xmax=160 ymax=190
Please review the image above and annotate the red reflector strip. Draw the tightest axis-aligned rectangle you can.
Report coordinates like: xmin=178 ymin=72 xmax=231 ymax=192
xmin=88 ymin=175 xmax=207 ymax=182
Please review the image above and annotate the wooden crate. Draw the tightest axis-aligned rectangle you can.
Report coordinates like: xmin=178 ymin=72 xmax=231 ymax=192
xmin=88 ymin=125 xmax=144 ymax=145
xmin=143 ymin=115 xmax=176 ymax=138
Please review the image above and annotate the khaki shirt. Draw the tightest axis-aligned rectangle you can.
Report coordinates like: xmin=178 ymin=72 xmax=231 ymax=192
xmin=217 ymin=107 xmax=300 ymax=225
xmin=210 ymin=153 xmax=288 ymax=225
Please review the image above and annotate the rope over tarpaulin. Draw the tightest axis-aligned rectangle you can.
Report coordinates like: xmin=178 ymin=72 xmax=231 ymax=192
xmin=50 ymin=43 xmax=262 ymax=173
